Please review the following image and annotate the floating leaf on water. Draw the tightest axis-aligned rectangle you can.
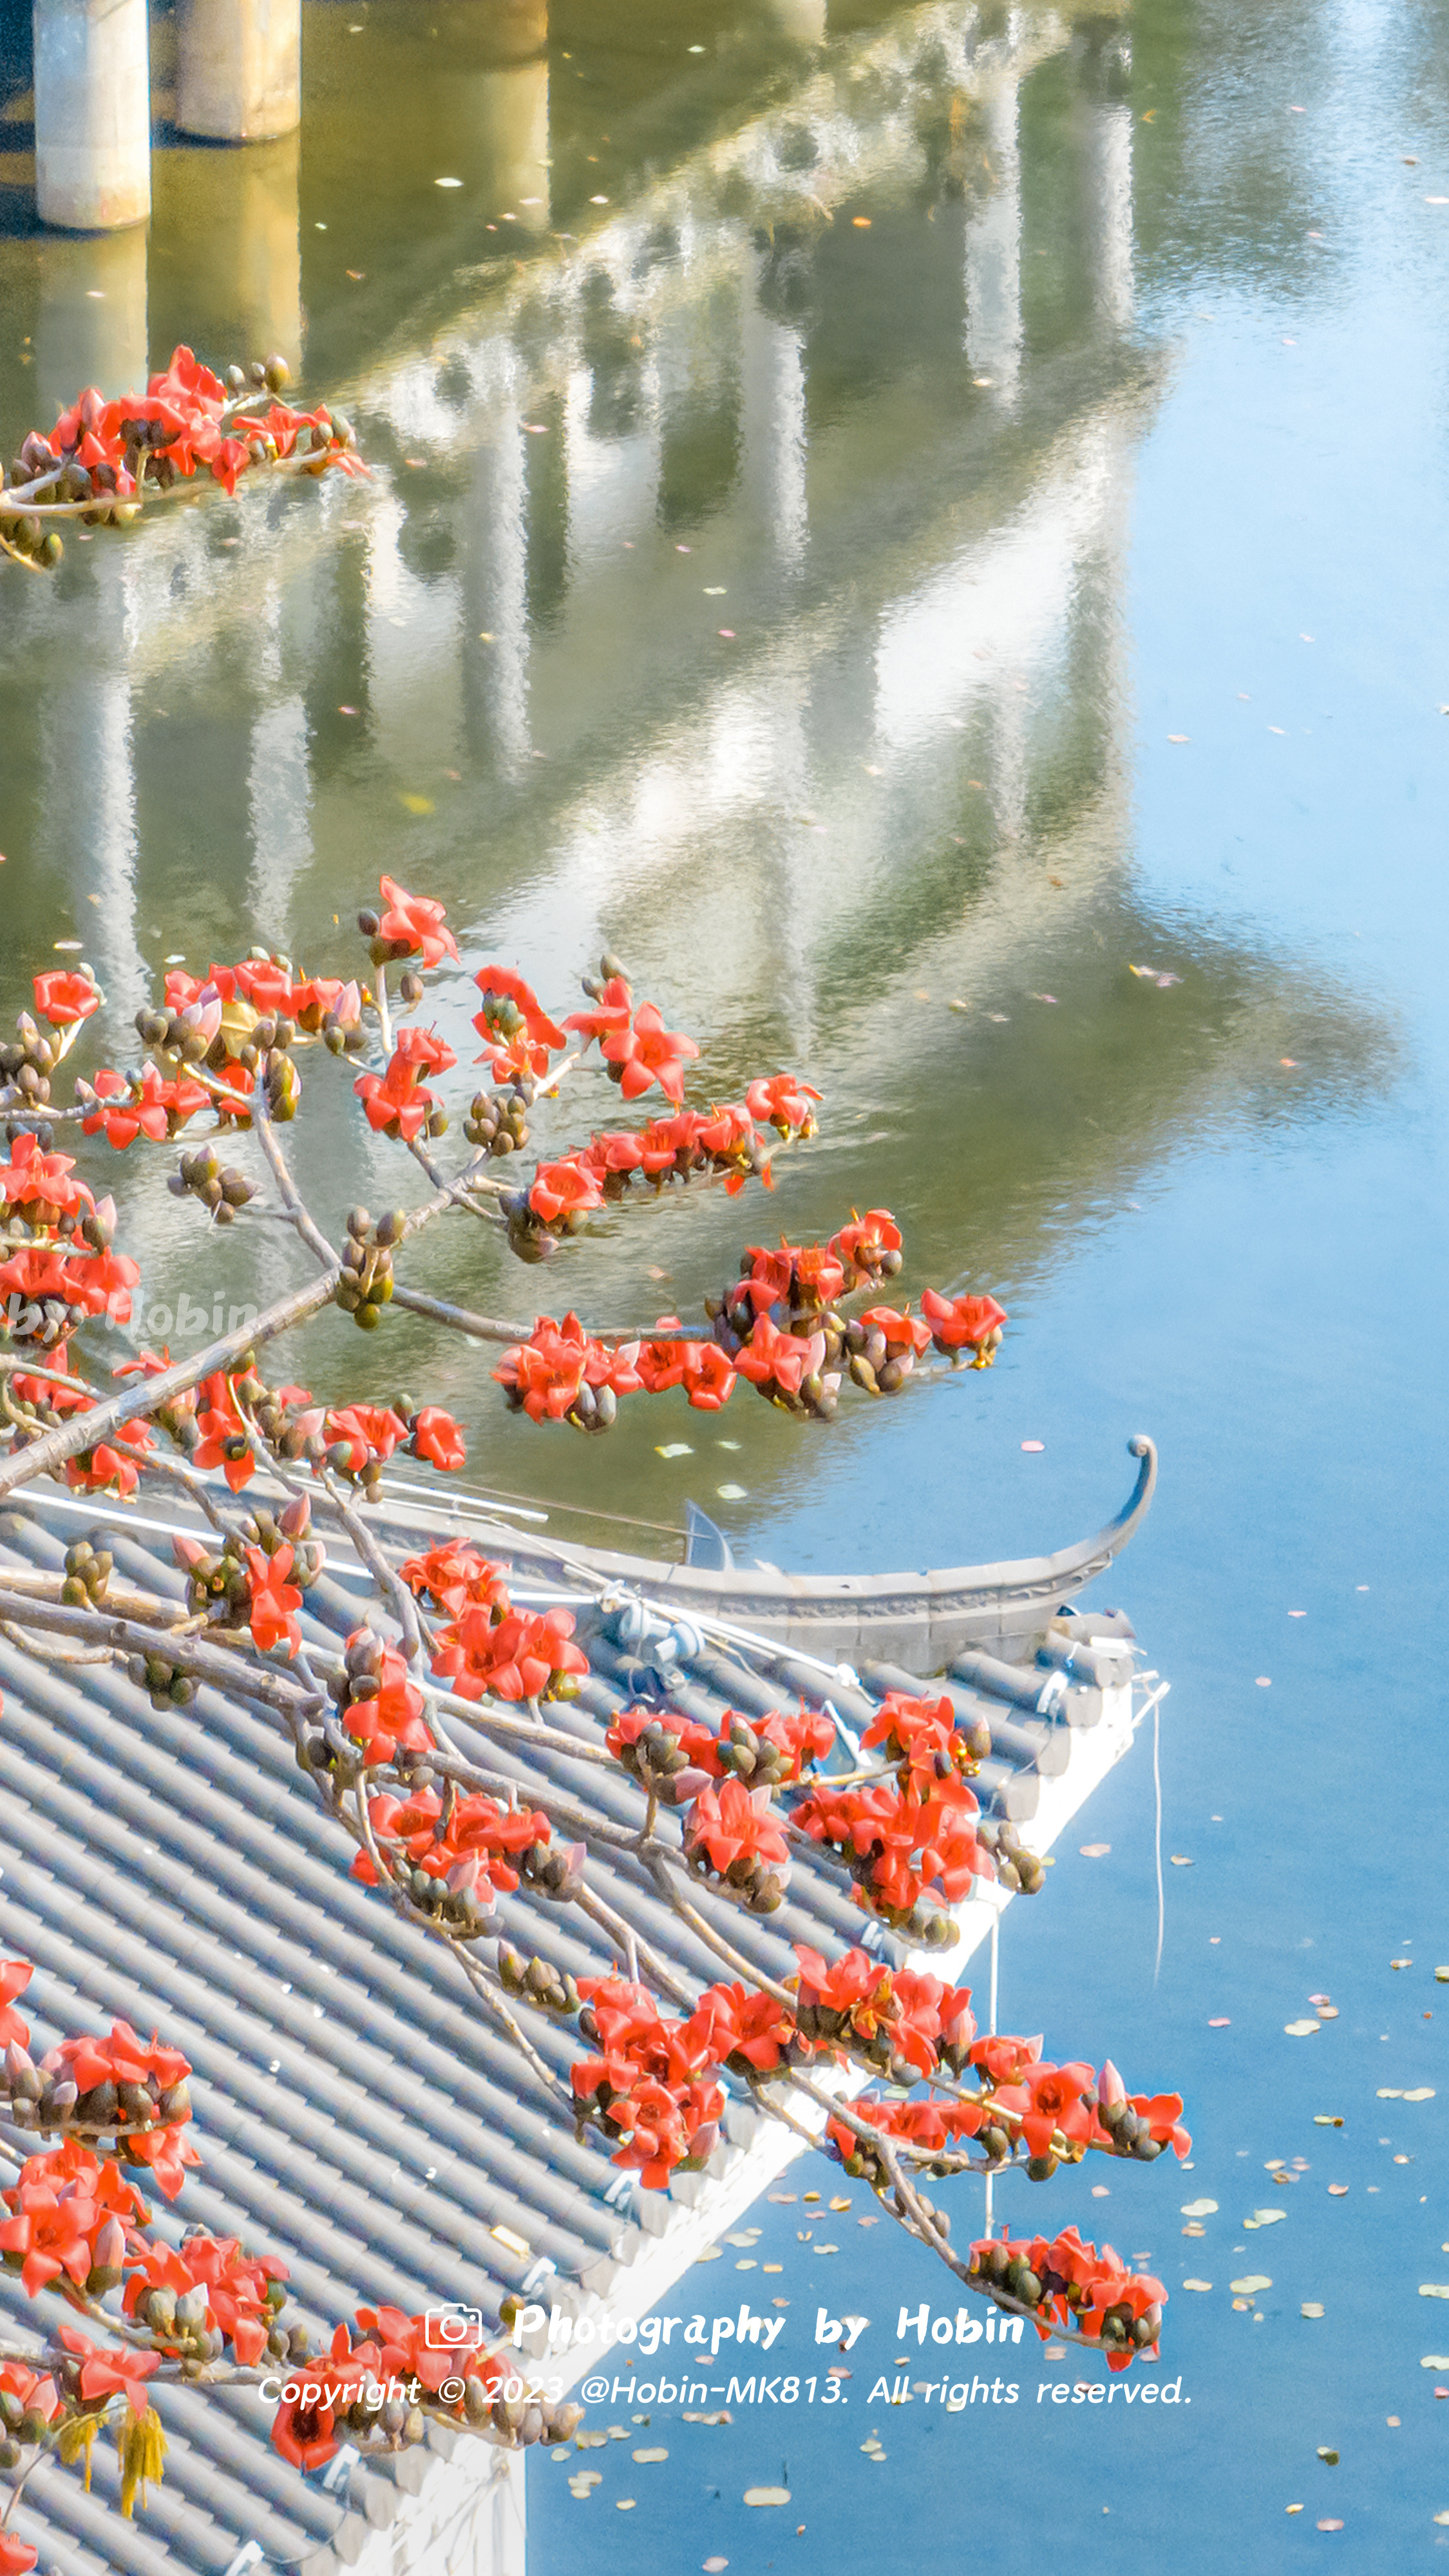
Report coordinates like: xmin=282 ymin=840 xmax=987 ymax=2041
xmin=1378 ymin=2089 xmax=1403 ymax=2099
xmin=1316 ymin=2449 xmax=1339 ymax=2465
xmin=1182 ymin=2199 xmax=1218 ymax=2217
xmin=1285 ymin=2020 xmax=1321 ymax=2036
xmin=1170 ymin=1855 xmax=1194 ymax=1867
xmin=1231 ymin=2275 xmax=1273 ymax=2295
xmin=829 ymin=2197 xmax=853 ymax=2212
xmin=703 ymin=2561 xmax=730 ymax=2572
xmin=1245 ymin=2210 xmax=1287 ymax=2228
xmin=1314 ymin=2116 xmax=1345 ymax=2127
xmin=633 ymin=2448 xmax=668 ymax=2461
xmin=1209 ymin=2017 xmax=1231 ymax=2027
xmin=696 ymin=2246 xmax=722 ymax=2262
xmin=1328 ymin=2184 xmax=1349 ymax=2197
xmin=744 ymin=2488 xmax=791 ymax=2507
xmin=1316 ymin=2005 xmax=1339 ymax=2019
xmin=1302 ymin=2304 xmax=1325 ymax=2318
xmin=1182 ymin=2279 xmax=1213 ymax=2292
xmin=1391 ymin=1959 xmax=1413 ymax=1970
xmin=1021 ymin=1439 xmax=1045 ymax=1453
xmin=616 ymin=2499 xmax=637 ymax=2510
xmin=399 ymin=793 xmax=435 ymax=815
xmin=656 ymin=1443 xmax=694 ymax=1459
xmin=1318 ymin=2519 xmax=1344 ymax=2532
xmin=1418 ymin=2287 xmax=1449 ymax=2300
xmin=716 ymin=1484 xmax=747 ymax=1500
xmin=1421 ymin=2358 xmax=1449 ymax=2369
xmin=1080 ymin=1843 xmax=1111 ymax=1858
xmin=1405 ymin=2088 xmax=1436 ymax=2102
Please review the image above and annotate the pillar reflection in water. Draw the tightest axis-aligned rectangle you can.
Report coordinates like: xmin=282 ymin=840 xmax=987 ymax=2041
xmin=247 ymin=582 xmax=312 ymax=934
xmin=34 ymin=227 xmax=148 ymax=419
xmin=464 ymin=412 xmax=531 ymax=775
xmin=38 ymin=560 xmax=146 ymax=1019
xmin=741 ymin=260 xmax=808 ymax=573
xmin=965 ymin=77 xmax=1023 ymax=398
xmin=151 ymin=129 xmax=302 ymax=376
xmin=1088 ymin=97 xmax=1134 ymax=332
xmin=328 ymin=3 xmax=550 ymax=234
xmin=762 ymin=0 xmax=826 ymax=43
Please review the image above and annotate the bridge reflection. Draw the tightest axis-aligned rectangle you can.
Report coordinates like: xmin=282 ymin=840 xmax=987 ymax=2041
xmin=0 ymin=0 xmax=1393 ymax=1365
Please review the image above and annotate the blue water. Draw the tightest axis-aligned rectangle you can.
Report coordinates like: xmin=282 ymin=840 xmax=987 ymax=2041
xmin=3 ymin=0 xmax=1448 ymax=2564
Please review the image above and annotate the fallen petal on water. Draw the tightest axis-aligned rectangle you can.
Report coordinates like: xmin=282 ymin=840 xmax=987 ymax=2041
xmin=744 ymin=2488 xmax=791 ymax=2508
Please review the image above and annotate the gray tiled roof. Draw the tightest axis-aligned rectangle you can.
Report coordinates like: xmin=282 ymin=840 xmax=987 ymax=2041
xmin=0 ymin=1482 xmax=1137 ymax=2575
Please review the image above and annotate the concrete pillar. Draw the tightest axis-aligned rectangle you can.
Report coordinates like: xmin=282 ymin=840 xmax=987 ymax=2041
xmin=33 ymin=0 xmax=151 ymax=232
xmin=176 ymin=0 xmax=299 ymax=142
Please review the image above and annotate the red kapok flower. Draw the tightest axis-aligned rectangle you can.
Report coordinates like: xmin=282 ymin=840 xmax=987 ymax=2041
xmin=474 ymin=965 xmax=567 ymax=1052
xmin=563 ymin=974 xmax=634 ymax=1046
xmin=245 ymin=1542 xmax=303 ymax=1655
xmin=193 ymin=1374 xmax=255 ymax=1490
xmin=744 ymin=1073 xmax=822 ymax=1133
xmin=409 ymin=1406 xmax=466 ymax=1471
xmin=683 ymin=1341 xmax=737 ymax=1411
xmin=600 ymin=1001 xmax=700 ymax=1105
xmin=920 ymin=1287 xmax=1008 ymax=1357
xmin=33 ymin=967 xmax=99 ymax=1026
xmin=528 ymin=1156 xmax=605 ymax=1227
xmin=375 ymin=876 xmax=460 ymax=969
xmin=0 ymin=1964 xmax=31 ymax=2052
xmin=269 ymin=2364 xmax=342 ymax=2471
xmin=0 ymin=1132 xmax=93 ymax=1218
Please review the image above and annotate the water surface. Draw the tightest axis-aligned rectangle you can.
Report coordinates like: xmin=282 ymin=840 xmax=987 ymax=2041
xmin=1 ymin=0 xmax=1447 ymax=2566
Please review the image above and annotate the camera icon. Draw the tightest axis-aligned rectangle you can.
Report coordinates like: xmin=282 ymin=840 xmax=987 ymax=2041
xmin=423 ymin=2304 xmax=486 ymax=2349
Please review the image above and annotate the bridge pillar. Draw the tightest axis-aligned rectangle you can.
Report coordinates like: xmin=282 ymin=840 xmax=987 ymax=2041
xmin=176 ymin=0 xmax=301 ymax=142
xmin=32 ymin=0 xmax=151 ymax=232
